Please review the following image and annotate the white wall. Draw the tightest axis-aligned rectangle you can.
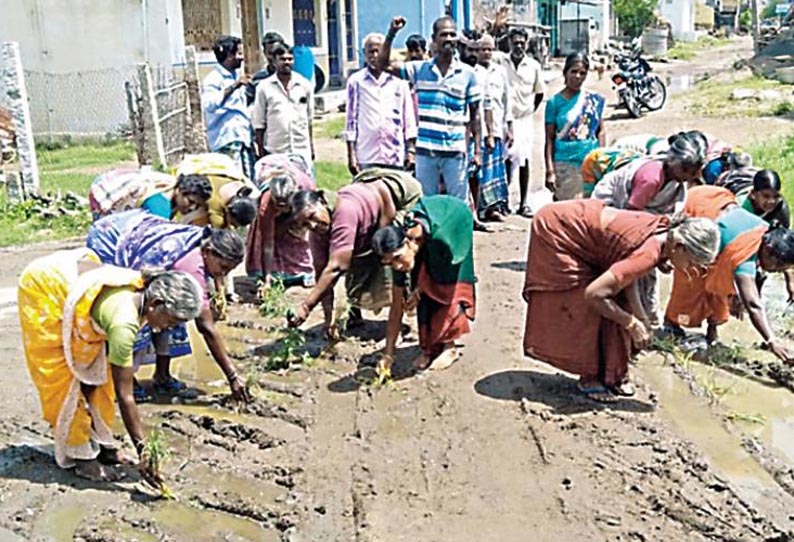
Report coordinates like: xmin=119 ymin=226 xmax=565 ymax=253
xmin=0 ymin=0 xmax=185 ymax=135
xmin=660 ymin=0 xmax=696 ymax=41
xmin=263 ymin=0 xmax=295 ymax=42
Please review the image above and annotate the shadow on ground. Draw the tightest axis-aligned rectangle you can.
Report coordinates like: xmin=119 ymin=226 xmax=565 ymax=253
xmin=474 ymin=370 xmax=655 ymax=414
xmin=491 ymin=260 xmax=525 ymax=272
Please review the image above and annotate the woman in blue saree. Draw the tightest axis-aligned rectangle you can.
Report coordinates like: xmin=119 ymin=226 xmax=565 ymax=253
xmin=87 ymin=210 xmax=249 ymax=403
xmin=544 ymin=52 xmax=606 ymax=201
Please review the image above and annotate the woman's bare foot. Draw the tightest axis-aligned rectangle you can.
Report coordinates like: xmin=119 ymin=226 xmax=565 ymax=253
xmin=412 ymin=353 xmax=432 ymax=371
xmin=97 ymin=446 xmax=136 ymax=466
xmin=74 ymin=459 xmax=123 ymax=482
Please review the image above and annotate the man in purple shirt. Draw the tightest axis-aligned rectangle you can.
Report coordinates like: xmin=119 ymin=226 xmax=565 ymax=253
xmin=344 ymin=33 xmax=417 ymax=176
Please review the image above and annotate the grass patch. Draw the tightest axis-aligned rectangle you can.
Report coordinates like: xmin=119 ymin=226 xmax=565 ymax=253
xmin=746 ymin=135 xmax=794 ymax=204
xmin=313 ymin=115 xmax=346 ymax=140
xmin=679 ymin=74 xmax=794 ymax=118
xmin=667 ymin=35 xmax=732 ymax=60
xmin=0 ymin=195 xmax=92 ymax=247
xmin=0 ymin=140 xmax=134 ymax=247
xmin=36 ymin=140 xmax=135 ymax=173
xmin=315 ymin=161 xmax=350 ymax=192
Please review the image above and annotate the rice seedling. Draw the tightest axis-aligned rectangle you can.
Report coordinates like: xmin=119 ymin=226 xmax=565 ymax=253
xmin=259 ymin=277 xmax=289 ymax=319
xmin=725 ymin=411 xmax=766 ymax=425
xmin=142 ymin=429 xmax=175 ymax=499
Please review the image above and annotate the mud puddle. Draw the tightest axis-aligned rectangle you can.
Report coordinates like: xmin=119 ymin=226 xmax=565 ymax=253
xmin=153 ymin=501 xmax=280 ymax=542
xmin=31 ymin=502 xmax=90 ymax=542
xmin=639 ymin=356 xmax=794 ymax=524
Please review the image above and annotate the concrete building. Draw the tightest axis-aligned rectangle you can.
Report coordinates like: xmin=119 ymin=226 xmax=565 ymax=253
xmin=660 ymin=0 xmax=697 ymax=40
xmin=559 ymin=0 xmax=611 ymax=55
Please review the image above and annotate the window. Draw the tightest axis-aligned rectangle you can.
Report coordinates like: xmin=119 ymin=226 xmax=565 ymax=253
xmin=293 ymin=0 xmax=319 ymax=47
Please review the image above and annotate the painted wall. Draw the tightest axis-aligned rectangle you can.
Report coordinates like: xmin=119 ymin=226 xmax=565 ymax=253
xmin=660 ymin=0 xmax=697 ymax=40
xmin=356 ymin=0 xmax=446 ymax=54
xmin=0 ymin=0 xmax=185 ymax=135
xmin=560 ymin=1 xmax=610 ymax=51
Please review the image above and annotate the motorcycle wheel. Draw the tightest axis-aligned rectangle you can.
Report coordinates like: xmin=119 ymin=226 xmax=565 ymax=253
xmin=623 ymin=93 xmax=642 ymax=118
xmin=643 ymin=77 xmax=667 ymax=111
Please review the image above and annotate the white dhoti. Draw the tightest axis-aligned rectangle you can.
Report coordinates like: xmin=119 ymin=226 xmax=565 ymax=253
xmin=508 ymin=115 xmax=535 ymax=172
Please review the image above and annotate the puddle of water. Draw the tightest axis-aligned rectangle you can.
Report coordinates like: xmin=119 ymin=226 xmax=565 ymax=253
xmin=31 ymin=503 xmax=90 ymax=542
xmin=639 ymin=358 xmax=778 ymax=492
xmin=667 ymin=74 xmax=694 ymax=92
xmin=184 ymin=465 xmax=286 ymax=503
xmin=153 ymin=501 xmax=279 ymax=542
xmin=685 ymin=361 xmax=794 ymax=464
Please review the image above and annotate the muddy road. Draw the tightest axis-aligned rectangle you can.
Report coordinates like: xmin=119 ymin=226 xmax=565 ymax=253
xmin=2 ymin=37 xmax=794 ymax=541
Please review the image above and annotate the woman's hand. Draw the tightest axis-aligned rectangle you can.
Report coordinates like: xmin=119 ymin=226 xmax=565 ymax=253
xmin=729 ymin=295 xmax=744 ymax=320
xmin=229 ymin=374 xmax=252 ymax=403
xmin=404 ymin=290 xmax=420 ymax=313
xmin=768 ymin=339 xmax=794 ymax=364
xmin=138 ymin=448 xmax=165 ymax=490
xmin=627 ymin=316 xmax=651 ymax=350
xmin=287 ymin=304 xmax=310 ymax=328
xmin=545 ymin=171 xmax=557 ymax=193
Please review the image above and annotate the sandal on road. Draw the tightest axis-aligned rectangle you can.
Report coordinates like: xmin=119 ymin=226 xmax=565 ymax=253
xmin=518 ymin=205 xmax=533 ymax=218
xmin=577 ymin=382 xmax=619 ymax=403
xmin=610 ymin=380 xmax=636 ymax=397
xmin=152 ymin=377 xmax=187 ymax=395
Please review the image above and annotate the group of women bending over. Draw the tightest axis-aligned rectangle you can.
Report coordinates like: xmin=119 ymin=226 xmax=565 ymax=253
xmin=529 ymin=122 xmax=794 ymax=402
xmin=19 ymin=151 xmax=478 ymax=484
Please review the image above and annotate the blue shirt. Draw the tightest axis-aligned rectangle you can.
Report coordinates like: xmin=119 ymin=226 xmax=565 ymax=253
xmin=400 ymin=59 xmax=480 ymax=154
xmin=717 ymin=206 xmax=766 ymax=276
xmin=202 ymin=65 xmax=252 ymax=150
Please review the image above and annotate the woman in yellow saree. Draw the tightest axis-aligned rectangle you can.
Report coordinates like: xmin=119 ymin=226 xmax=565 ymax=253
xmin=18 ymin=248 xmax=203 ymax=482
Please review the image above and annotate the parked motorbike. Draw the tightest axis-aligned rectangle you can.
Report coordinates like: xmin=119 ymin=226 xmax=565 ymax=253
xmin=611 ymin=42 xmax=667 ymax=118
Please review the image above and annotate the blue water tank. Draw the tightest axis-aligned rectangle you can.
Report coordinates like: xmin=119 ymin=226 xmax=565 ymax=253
xmin=293 ymin=45 xmax=315 ymax=85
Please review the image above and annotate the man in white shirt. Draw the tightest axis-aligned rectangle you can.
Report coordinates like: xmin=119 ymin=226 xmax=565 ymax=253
xmin=474 ymin=34 xmax=513 ymax=221
xmin=493 ymin=27 xmax=544 ymax=217
xmin=252 ymin=43 xmax=315 ymax=169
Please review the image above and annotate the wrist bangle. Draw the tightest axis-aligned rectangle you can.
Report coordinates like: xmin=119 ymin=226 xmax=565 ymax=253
xmin=386 ymin=31 xmax=397 ymax=41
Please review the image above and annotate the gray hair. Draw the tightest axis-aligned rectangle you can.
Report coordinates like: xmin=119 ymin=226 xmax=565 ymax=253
xmin=362 ymin=32 xmax=385 ymax=49
xmin=144 ymin=271 xmax=203 ymax=321
xmin=670 ymin=217 xmax=720 ymax=266
xmin=665 ymin=131 xmax=707 ymax=168
xmin=202 ymin=228 xmax=245 ymax=264
xmin=271 ymin=174 xmax=298 ymax=201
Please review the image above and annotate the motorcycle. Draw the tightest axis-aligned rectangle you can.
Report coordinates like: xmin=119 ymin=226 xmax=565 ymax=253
xmin=611 ymin=41 xmax=667 ymax=118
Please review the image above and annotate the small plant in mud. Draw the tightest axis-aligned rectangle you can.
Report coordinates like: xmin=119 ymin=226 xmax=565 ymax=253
xmin=259 ymin=277 xmax=289 ymax=319
xmin=670 ymin=347 xmax=694 ymax=371
xmin=267 ymin=327 xmax=308 ymax=371
xmin=244 ymin=367 xmax=261 ymax=392
xmin=699 ymin=368 xmax=734 ymax=405
xmin=651 ymin=334 xmax=679 ymax=354
xmin=142 ymin=429 xmax=175 ymax=499
xmin=725 ymin=411 xmax=766 ymax=425
xmin=333 ymin=297 xmax=354 ymax=337
xmin=706 ymin=342 xmax=746 ymax=367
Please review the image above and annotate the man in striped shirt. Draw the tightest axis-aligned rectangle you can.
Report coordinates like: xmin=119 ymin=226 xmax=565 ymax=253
xmin=377 ymin=15 xmax=482 ymax=202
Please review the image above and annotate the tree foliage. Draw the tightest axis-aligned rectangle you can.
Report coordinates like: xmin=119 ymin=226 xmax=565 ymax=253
xmin=762 ymin=0 xmax=782 ymax=19
xmin=613 ymin=0 xmax=658 ymax=38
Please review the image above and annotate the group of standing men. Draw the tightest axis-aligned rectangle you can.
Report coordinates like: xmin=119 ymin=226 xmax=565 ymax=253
xmin=201 ymin=13 xmax=546 ymax=228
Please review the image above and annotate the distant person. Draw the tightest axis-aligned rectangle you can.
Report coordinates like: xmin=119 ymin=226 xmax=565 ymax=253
xmin=405 ymin=34 xmax=427 ymax=61
xmin=378 ymin=15 xmax=481 ymax=203
xmin=247 ymin=31 xmax=287 ymax=104
xmin=253 ymin=43 xmax=315 ymax=169
xmin=344 ymin=33 xmax=417 ymax=175
xmin=491 ymin=8 xmax=545 ymax=217
xmin=202 ymin=35 xmax=255 ymax=181
xmin=474 ymin=34 xmax=512 ymax=221
xmin=544 ymin=52 xmax=606 ymax=201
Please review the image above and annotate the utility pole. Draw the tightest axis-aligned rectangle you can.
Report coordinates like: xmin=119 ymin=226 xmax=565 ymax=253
xmin=241 ymin=0 xmax=263 ymax=74
xmin=751 ymin=0 xmax=760 ymax=54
